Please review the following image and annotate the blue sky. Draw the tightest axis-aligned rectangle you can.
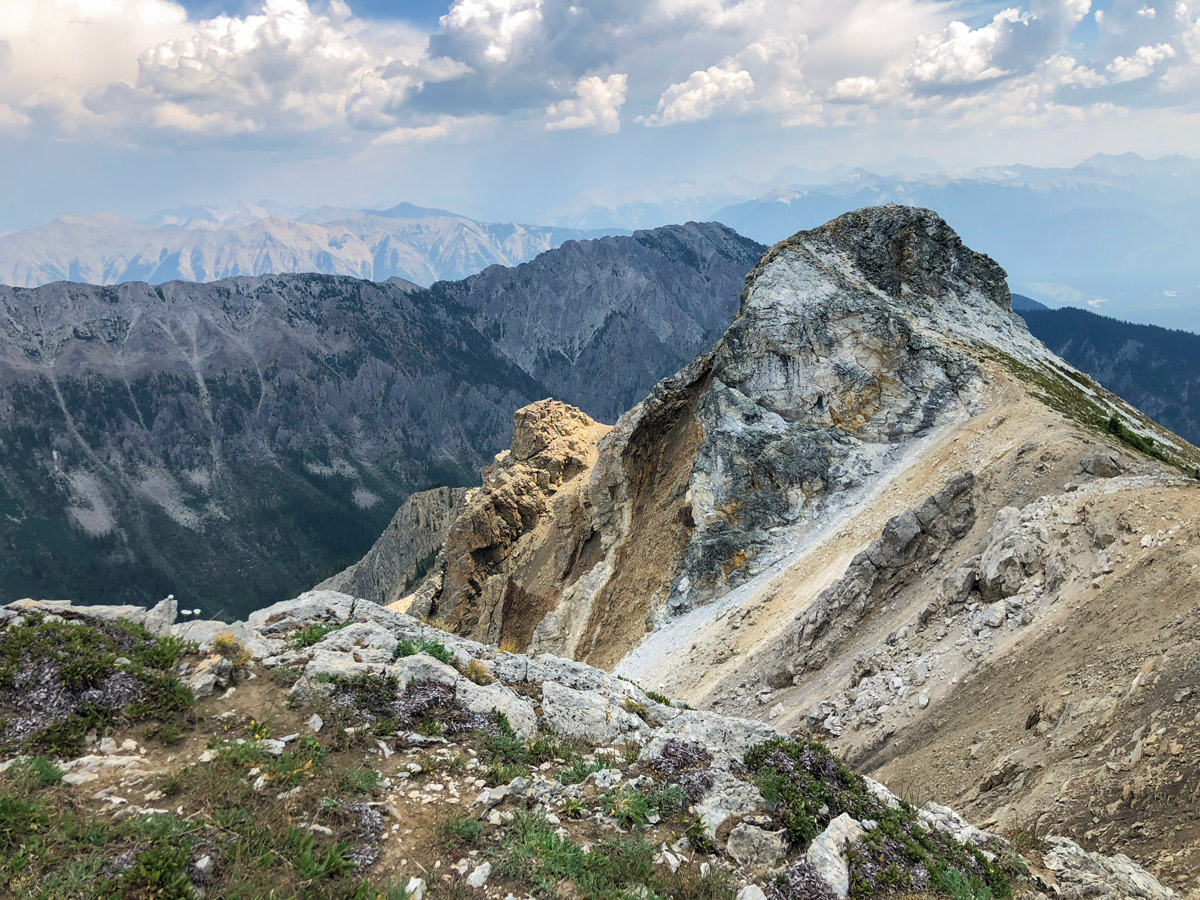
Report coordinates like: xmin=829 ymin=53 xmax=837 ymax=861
xmin=1 ymin=0 xmax=1198 ymax=230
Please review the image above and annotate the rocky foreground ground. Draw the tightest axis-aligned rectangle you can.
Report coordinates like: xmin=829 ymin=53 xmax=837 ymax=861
xmin=0 ymin=590 xmax=1178 ymax=900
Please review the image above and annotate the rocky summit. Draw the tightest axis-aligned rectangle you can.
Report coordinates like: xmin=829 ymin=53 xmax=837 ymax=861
xmin=340 ymin=206 xmax=1200 ymax=893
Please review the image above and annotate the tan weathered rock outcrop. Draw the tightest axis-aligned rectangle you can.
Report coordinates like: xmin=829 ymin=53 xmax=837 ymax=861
xmin=410 ymin=399 xmax=610 ymax=647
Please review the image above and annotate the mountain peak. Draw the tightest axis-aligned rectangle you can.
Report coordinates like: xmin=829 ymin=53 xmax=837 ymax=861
xmin=761 ymin=204 xmax=1012 ymax=314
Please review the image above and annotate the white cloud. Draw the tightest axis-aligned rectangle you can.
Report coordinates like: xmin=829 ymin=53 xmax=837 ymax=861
xmin=0 ymin=0 xmax=1196 ymax=160
xmin=368 ymin=114 xmax=489 ymax=147
xmin=828 ymin=75 xmax=885 ymax=101
xmin=1107 ymin=42 xmax=1177 ymax=81
xmin=908 ymin=9 xmax=1027 ymax=86
xmin=0 ymin=0 xmax=430 ymax=140
xmin=640 ymin=60 xmax=755 ymax=126
xmin=545 ymin=74 xmax=628 ymax=133
xmin=438 ymin=0 xmax=544 ymax=64
xmin=0 ymin=102 xmax=29 ymax=131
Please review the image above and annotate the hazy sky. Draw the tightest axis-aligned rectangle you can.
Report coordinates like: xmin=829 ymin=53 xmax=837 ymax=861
xmin=1 ymin=0 xmax=1198 ymax=229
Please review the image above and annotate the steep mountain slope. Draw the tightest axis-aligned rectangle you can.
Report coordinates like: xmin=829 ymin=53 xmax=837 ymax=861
xmin=0 ymin=205 xmax=610 ymax=288
xmin=392 ymin=206 xmax=1200 ymax=888
xmin=429 ymin=222 xmax=765 ymax=423
xmin=317 ymin=486 xmax=468 ymax=608
xmin=1018 ymin=306 xmax=1200 ymax=447
xmin=0 ymin=275 xmax=544 ymax=619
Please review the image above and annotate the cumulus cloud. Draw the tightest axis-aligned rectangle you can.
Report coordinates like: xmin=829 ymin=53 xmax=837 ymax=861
xmin=908 ymin=10 xmax=1027 ymax=86
xmin=545 ymin=74 xmax=628 ymax=133
xmin=438 ymin=0 xmax=544 ymax=64
xmin=640 ymin=61 xmax=755 ymax=126
xmin=107 ymin=0 xmax=427 ymax=136
xmin=828 ymin=75 xmax=886 ymax=101
xmin=1107 ymin=42 xmax=1177 ymax=80
xmin=906 ymin=1 xmax=1093 ymax=91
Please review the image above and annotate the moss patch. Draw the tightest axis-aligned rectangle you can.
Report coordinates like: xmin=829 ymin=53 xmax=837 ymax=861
xmin=0 ymin=613 xmax=194 ymax=757
xmin=746 ymin=738 xmax=1016 ymax=900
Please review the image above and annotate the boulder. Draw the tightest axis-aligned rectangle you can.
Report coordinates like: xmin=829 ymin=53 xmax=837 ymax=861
xmin=142 ymin=596 xmax=177 ymax=636
xmin=726 ymin=823 xmax=788 ymax=870
xmin=187 ymin=655 xmax=234 ymax=699
xmin=309 ymin=622 xmax=398 ymax=659
xmin=806 ymin=813 xmax=866 ymax=899
xmin=457 ymin=680 xmax=537 ymax=739
xmin=693 ymin=769 xmax=765 ymax=838
xmin=1078 ymin=449 xmax=1124 ymax=479
xmin=639 ymin=710 xmax=778 ymax=768
xmin=977 ymin=508 xmax=1042 ymax=601
xmin=1043 ymin=836 xmax=1176 ymax=900
xmin=540 ymin=681 xmax=651 ymax=743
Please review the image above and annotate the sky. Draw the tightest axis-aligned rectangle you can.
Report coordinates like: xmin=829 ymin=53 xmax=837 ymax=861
xmin=1 ymin=0 xmax=1199 ymax=229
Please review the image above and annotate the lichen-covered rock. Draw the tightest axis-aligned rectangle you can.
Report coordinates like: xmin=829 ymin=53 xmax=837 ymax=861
xmin=540 ymin=681 xmax=651 ymax=744
xmin=456 ymin=680 xmax=537 ymax=739
xmin=693 ymin=769 xmax=766 ymax=838
xmin=640 ymin=710 xmax=778 ymax=768
xmin=726 ymin=823 xmax=788 ymax=870
xmin=186 ymin=655 xmax=233 ymax=699
xmin=1042 ymin=836 xmax=1176 ymax=900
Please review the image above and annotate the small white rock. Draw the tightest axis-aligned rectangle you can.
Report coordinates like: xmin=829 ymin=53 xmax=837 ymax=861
xmin=466 ymin=861 xmax=491 ymax=888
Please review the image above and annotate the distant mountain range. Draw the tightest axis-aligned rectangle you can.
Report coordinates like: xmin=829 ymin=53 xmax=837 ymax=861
xmin=3 ymin=153 xmax=1196 ymax=332
xmin=0 ymin=223 xmax=758 ymax=618
xmin=0 ymin=203 xmax=615 ymax=288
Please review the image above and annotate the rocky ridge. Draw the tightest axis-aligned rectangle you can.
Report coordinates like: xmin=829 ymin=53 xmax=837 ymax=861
xmin=406 ymin=401 xmax=611 ymax=648
xmin=405 ymin=205 xmax=1194 ymax=668
xmin=0 ymin=590 xmax=1177 ymax=900
xmin=429 ymin=222 xmax=765 ymax=423
xmin=366 ymin=206 xmax=1200 ymax=890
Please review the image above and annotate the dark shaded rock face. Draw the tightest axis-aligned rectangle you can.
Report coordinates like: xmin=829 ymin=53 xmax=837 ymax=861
xmin=430 ymin=222 xmax=765 ymax=424
xmin=318 ymin=486 xmax=468 ymax=608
